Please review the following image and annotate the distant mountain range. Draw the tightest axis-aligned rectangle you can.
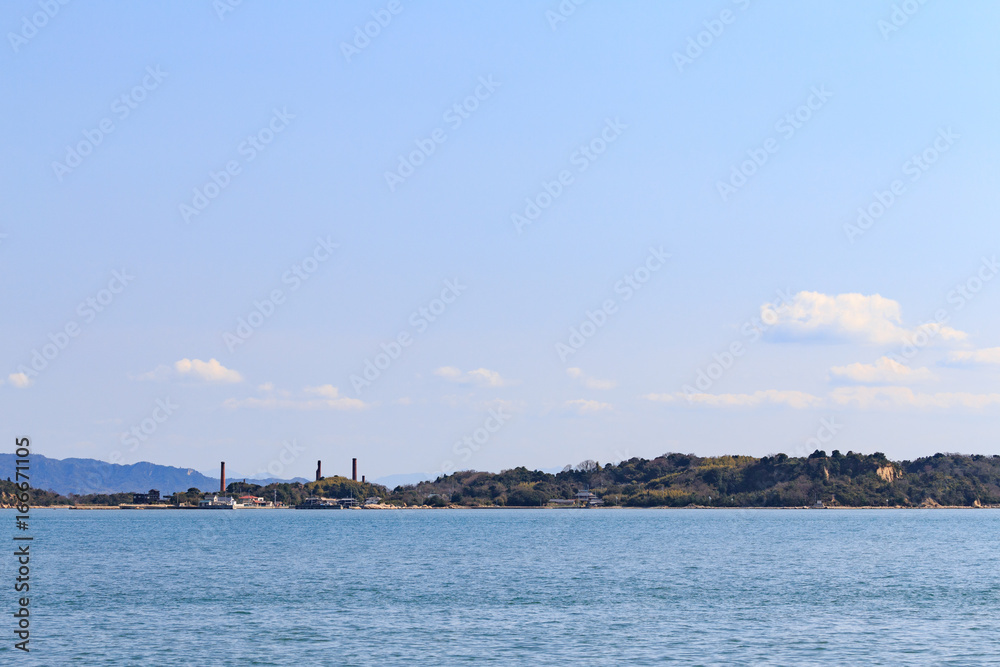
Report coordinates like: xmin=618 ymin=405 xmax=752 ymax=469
xmin=0 ymin=454 xmax=307 ymax=496
xmin=0 ymin=453 xmax=565 ymax=496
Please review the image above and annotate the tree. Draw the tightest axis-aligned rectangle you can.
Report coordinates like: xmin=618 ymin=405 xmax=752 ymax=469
xmin=506 ymin=487 xmax=547 ymax=506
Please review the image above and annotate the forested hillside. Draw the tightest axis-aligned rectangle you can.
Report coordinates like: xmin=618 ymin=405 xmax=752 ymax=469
xmin=7 ymin=452 xmax=1000 ymax=508
xmin=387 ymin=452 xmax=1000 ymax=508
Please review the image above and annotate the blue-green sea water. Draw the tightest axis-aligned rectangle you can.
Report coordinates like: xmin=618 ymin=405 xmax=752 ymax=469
xmin=3 ymin=508 xmax=999 ymax=665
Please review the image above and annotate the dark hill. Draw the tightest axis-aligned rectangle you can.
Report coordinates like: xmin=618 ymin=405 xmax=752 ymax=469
xmin=0 ymin=453 xmax=306 ymax=495
xmin=387 ymin=451 xmax=1000 ymax=507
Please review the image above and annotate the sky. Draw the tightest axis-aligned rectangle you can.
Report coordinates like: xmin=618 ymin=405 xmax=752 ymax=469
xmin=2 ymin=1 xmax=1000 ymax=482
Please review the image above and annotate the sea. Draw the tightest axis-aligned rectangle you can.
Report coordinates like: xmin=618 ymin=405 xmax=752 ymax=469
xmin=3 ymin=508 xmax=999 ymax=665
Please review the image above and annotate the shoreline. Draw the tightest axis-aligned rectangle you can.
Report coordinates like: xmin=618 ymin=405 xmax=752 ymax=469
xmin=9 ymin=504 xmax=998 ymax=511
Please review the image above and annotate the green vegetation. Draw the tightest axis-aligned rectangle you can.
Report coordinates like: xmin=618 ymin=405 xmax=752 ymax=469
xmin=214 ymin=476 xmax=388 ymax=506
xmin=7 ymin=452 xmax=1000 ymax=508
xmin=383 ymin=452 xmax=1000 ymax=508
xmin=0 ymin=475 xmax=390 ymax=507
xmin=0 ymin=478 xmax=128 ymax=506
xmin=1 ymin=479 xmax=69 ymax=506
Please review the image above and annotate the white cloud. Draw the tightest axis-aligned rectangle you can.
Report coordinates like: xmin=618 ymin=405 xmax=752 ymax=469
xmin=138 ymin=358 xmax=243 ymax=383
xmin=175 ymin=358 xmax=243 ymax=383
xmin=764 ymin=291 xmax=966 ymax=345
xmin=433 ymin=366 xmax=463 ymax=380
xmin=831 ymin=386 xmax=1000 ymax=410
xmin=468 ymin=368 xmax=506 ymax=387
xmin=8 ymin=373 xmax=31 ymax=388
xmin=303 ymin=384 xmax=341 ymax=399
xmin=564 ymin=399 xmax=613 ymax=414
xmin=645 ymin=390 xmax=822 ymax=409
xmin=829 ymin=356 xmax=934 ymax=384
xmin=946 ymin=347 xmax=1000 ymax=366
xmin=225 ymin=384 xmax=366 ymax=411
xmin=566 ymin=367 xmax=616 ymax=390
xmin=136 ymin=364 xmax=173 ymax=381
xmin=647 ymin=384 xmax=1000 ymax=411
xmin=434 ymin=366 xmax=509 ymax=387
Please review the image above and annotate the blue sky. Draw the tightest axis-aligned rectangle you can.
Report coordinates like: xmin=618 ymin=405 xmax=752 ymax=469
xmin=3 ymin=1 xmax=1000 ymax=481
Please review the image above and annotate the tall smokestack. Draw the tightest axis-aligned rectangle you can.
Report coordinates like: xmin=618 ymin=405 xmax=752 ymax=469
xmin=316 ymin=460 xmax=322 ymax=481
xmin=220 ymin=462 xmax=225 ymax=495
xmin=352 ymin=458 xmax=357 ymax=481
xmin=362 ymin=475 xmax=365 ymax=483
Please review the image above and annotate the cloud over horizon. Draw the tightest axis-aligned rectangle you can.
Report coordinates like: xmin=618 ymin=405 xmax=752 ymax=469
xmin=434 ymin=366 xmax=509 ymax=387
xmin=829 ymin=356 xmax=935 ymax=384
xmin=945 ymin=347 xmax=1000 ymax=366
xmin=138 ymin=358 xmax=243 ymax=383
xmin=645 ymin=390 xmax=823 ymax=409
xmin=564 ymin=398 xmax=613 ymax=414
xmin=566 ymin=367 xmax=616 ymax=390
xmin=647 ymin=386 xmax=1000 ymax=411
xmin=764 ymin=291 xmax=966 ymax=345
xmin=830 ymin=386 xmax=1000 ymax=410
xmin=224 ymin=383 xmax=367 ymax=411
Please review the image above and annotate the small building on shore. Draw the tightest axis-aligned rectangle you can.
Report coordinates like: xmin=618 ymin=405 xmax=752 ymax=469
xmin=567 ymin=491 xmax=604 ymax=507
xmin=295 ymin=496 xmax=340 ymax=509
xmin=199 ymin=495 xmax=237 ymax=509
xmin=131 ymin=489 xmax=161 ymax=504
xmin=238 ymin=495 xmax=269 ymax=507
